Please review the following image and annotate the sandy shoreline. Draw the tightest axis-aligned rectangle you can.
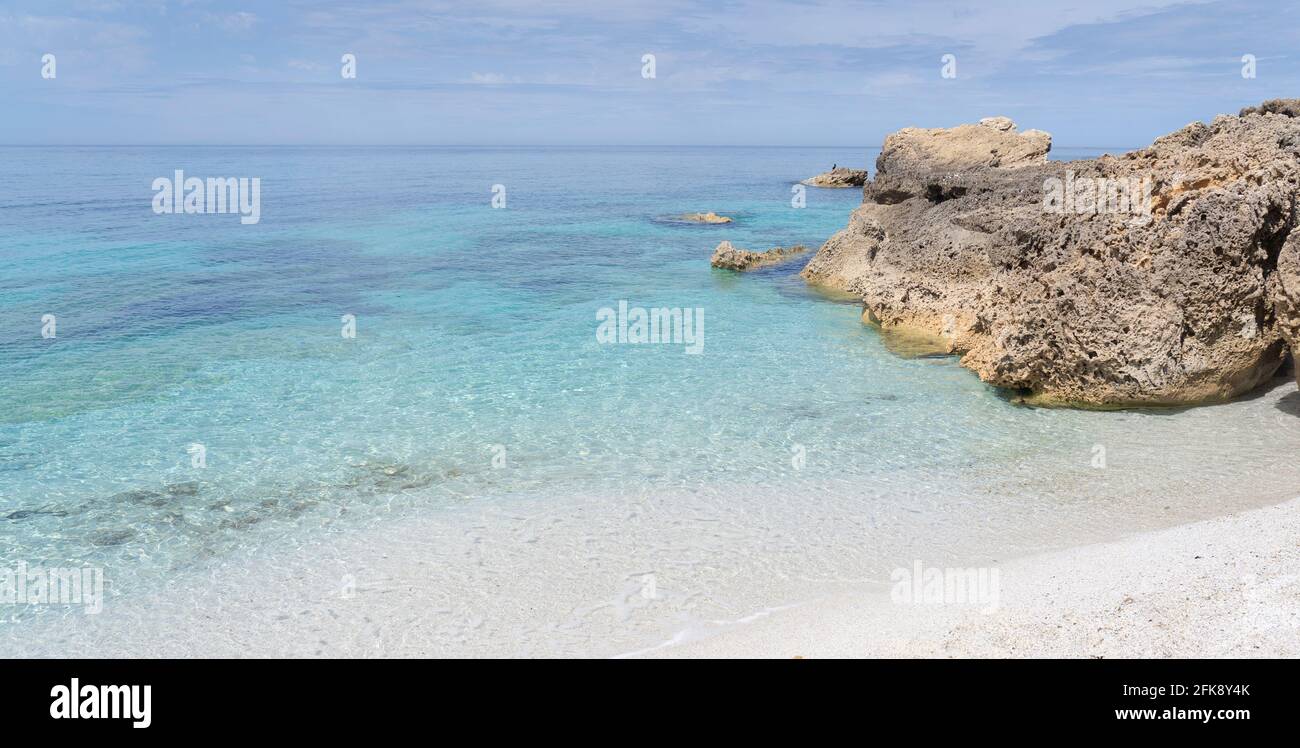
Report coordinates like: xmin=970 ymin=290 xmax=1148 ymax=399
xmin=5 ymin=479 xmax=1299 ymax=658
xmin=641 ymin=496 xmax=1300 ymax=658
xmin=6 ymin=449 xmax=1298 ymax=658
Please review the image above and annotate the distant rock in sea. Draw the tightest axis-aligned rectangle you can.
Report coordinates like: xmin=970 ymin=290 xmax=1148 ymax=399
xmin=802 ymin=102 xmax=1300 ymax=407
xmin=802 ymin=167 xmax=868 ymax=188
xmin=681 ymin=212 xmax=733 ymax=224
xmin=711 ymin=241 xmax=808 ymax=271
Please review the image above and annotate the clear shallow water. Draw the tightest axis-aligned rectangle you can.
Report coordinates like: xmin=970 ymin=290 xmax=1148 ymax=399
xmin=2 ymin=146 xmax=1299 ymax=655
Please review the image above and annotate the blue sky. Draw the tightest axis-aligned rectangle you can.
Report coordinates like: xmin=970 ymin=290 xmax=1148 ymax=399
xmin=1 ymin=0 xmax=1297 ymax=147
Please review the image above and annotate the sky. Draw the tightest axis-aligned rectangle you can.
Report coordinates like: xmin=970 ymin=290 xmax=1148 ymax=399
xmin=1 ymin=0 xmax=1297 ymax=147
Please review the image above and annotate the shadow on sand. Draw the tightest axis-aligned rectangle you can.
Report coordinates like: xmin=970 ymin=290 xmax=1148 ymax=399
xmin=1275 ymin=389 xmax=1300 ymax=420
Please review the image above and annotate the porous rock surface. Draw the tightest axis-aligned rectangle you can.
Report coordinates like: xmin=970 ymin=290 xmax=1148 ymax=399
xmin=711 ymin=241 xmax=809 ymax=271
xmin=802 ymin=104 xmax=1300 ymax=406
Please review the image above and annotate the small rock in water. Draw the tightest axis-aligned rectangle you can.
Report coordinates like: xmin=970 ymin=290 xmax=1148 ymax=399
xmin=711 ymin=241 xmax=809 ymax=271
xmin=680 ymin=212 xmax=733 ymax=224
xmin=801 ymin=167 xmax=868 ymax=188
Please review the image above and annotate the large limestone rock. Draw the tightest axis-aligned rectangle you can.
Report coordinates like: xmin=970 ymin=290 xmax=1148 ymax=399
xmin=866 ymin=117 xmax=1051 ymax=204
xmin=803 ymin=105 xmax=1300 ymax=407
xmin=1272 ymin=233 xmax=1300 ymax=386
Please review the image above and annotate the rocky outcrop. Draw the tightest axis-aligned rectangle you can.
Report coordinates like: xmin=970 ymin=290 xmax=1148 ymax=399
xmin=1272 ymin=233 xmax=1300 ymax=385
xmin=803 ymin=104 xmax=1300 ymax=407
xmin=1241 ymin=99 xmax=1300 ymax=118
xmin=682 ymin=212 xmax=733 ymax=223
xmin=711 ymin=241 xmax=808 ymax=271
xmin=865 ymin=117 xmax=1050 ymax=204
xmin=803 ymin=167 xmax=869 ymax=188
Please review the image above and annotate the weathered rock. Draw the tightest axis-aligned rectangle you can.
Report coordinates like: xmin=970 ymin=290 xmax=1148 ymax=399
xmin=802 ymin=167 xmax=869 ymax=188
xmin=1261 ymin=102 xmax=1300 ymax=384
xmin=803 ymin=102 xmax=1300 ymax=407
xmin=711 ymin=241 xmax=809 ymax=271
xmin=681 ymin=212 xmax=733 ymax=224
xmin=865 ymin=116 xmax=1051 ymax=204
xmin=1241 ymin=99 xmax=1300 ymax=118
xmin=1272 ymin=232 xmax=1300 ymax=386
xmin=978 ymin=116 xmax=1016 ymax=132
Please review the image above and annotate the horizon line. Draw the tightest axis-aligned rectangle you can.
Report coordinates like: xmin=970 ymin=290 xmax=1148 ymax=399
xmin=0 ymin=143 xmax=1138 ymax=151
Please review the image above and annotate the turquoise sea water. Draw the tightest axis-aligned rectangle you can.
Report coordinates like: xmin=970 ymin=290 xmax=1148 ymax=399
xmin=2 ymin=145 xmax=875 ymax=541
xmin=3 ymin=146 xmax=1300 ymax=654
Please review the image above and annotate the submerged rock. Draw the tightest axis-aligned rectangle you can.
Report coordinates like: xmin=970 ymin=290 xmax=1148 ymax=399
xmin=681 ymin=212 xmax=734 ymax=224
xmin=165 ymin=481 xmax=200 ymax=497
xmin=111 ymin=481 xmax=201 ymax=508
xmin=5 ymin=507 xmax=69 ymax=521
xmin=803 ymin=103 xmax=1300 ymax=407
xmin=711 ymin=241 xmax=809 ymax=271
xmin=802 ymin=167 xmax=869 ymax=188
xmin=88 ymin=528 xmax=135 ymax=547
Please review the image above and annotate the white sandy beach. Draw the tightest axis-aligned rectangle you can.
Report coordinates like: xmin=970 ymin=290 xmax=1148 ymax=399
xmin=6 ymin=381 xmax=1298 ymax=659
xmin=5 ymin=489 xmax=1299 ymax=659
xmin=643 ymin=496 xmax=1300 ymax=658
